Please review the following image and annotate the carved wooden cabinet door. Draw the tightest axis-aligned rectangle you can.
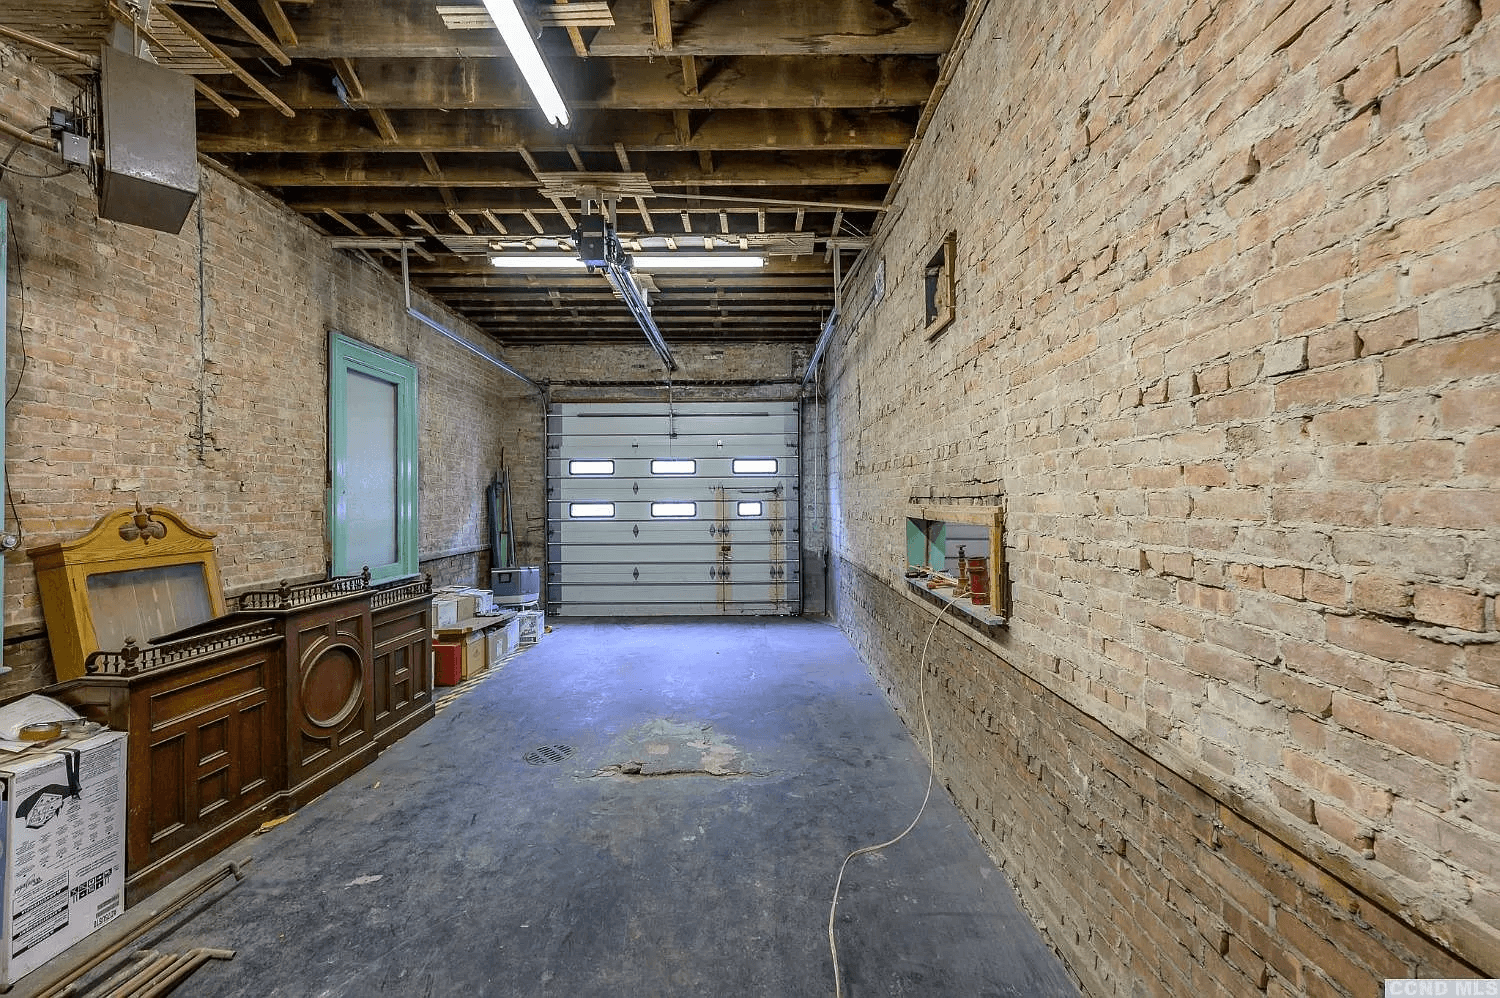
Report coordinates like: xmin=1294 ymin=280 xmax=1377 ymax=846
xmin=281 ymin=598 xmax=376 ymax=796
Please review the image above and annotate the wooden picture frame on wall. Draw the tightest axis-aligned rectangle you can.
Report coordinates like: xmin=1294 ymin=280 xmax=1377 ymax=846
xmin=923 ymin=231 xmax=956 ymax=340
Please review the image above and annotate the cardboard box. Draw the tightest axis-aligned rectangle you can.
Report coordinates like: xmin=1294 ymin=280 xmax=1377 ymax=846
xmin=0 ymin=731 xmax=126 ymax=988
xmin=486 ymin=620 xmax=515 ymax=670
xmin=433 ymin=642 xmax=463 ymax=686
xmin=454 ymin=594 xmax=478 ymax=620
xmin=432 ymin=598 xmax=460 ymax=629
xmin=462 ymin=631 xmax=487 ymax=679
xmin=461 ymin=588 xmax=497 ymax=615
xmin=518 ymin=610 xmax=544 ymax=646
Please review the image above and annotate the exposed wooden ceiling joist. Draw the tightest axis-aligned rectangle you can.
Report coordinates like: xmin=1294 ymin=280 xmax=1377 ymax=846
xmin=5 ymin=0 xmax=962 ymax=348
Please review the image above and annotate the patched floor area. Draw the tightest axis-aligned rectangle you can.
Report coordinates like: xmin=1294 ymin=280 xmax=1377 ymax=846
xmin=591 ymin=718 xmax=755 ymax=778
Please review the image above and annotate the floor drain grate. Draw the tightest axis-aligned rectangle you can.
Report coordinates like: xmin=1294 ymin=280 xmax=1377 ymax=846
xmin=524 ymin=744 xmax=575 ymax=766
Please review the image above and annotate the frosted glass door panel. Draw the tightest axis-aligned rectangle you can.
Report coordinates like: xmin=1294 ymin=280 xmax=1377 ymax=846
xmin=344 ymin=369 xmax=399 ymax=570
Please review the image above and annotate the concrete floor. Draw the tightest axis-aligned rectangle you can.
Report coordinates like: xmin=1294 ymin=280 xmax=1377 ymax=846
xmin=135 ymin=617 xmax=1077 ymax=997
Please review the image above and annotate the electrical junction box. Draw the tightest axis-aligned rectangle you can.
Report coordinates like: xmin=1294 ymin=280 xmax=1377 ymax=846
xmin=574 ymin=216 xmax=612 ymax=268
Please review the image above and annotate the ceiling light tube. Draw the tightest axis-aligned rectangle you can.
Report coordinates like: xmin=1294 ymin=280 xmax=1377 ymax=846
xmin=490 ymin=254 xmax=765 ymax=271
xmin=490 ymin=255 xmax=587 ymax=269
xmin=633 ymin=255 xmax=765 ymax=270
xmin=480 ymin=0 xmax=570 ymax=127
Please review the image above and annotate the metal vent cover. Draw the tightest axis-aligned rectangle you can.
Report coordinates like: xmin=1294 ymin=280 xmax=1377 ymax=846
xmin=523 ymin=744 xmax=575 ymax=766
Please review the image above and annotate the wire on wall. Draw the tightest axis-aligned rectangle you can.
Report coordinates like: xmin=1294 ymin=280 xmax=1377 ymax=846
xmin=196 ymin=196 xmax=209 ymax=463
xmin=5 ymin=216 xmax=28 ymax=550
xmin=827 ymin=581 xmax=963 ymax=997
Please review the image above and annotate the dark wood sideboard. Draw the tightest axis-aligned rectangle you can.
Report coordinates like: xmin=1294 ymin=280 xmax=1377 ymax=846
xmin=51 ymin=574 xmax=435 ymax=903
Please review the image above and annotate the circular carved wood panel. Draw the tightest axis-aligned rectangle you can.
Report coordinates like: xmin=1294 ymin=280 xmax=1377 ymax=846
xmin=301 ymin=641 xmax=364 ymax=729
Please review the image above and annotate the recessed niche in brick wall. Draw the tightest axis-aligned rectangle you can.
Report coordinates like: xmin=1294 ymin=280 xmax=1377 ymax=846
xmin=922 ymin=232 xmax=956 ymax=339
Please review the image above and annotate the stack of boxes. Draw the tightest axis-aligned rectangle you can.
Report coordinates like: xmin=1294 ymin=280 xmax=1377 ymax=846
xmin=430 ymin=585 xmax=535 ymax=686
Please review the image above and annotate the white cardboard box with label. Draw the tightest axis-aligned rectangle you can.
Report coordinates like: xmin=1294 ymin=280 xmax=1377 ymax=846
xmin=0 ymin=731 xmax=126 ymax=987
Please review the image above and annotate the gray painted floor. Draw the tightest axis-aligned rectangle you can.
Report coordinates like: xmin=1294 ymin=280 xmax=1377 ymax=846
xmin=141 ymin=618 xmax=1077 ymax=997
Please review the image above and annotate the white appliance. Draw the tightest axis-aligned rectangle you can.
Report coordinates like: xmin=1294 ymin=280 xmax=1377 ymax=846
xmin=0 ymin=731 xmax=126 ymax=987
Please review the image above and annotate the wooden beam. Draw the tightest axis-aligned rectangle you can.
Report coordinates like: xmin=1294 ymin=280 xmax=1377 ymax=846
xmin=566 ymin=144 xmax=586 ymax=171
xmin=555 ymin=0 xmax=589 ymax=57
xmin=369 ymin=108 xmax=399 ymax=143
xmin=230 ymin=155 xmax=897 ymax=190
xmin=652 ymin=0 xmax=673 ymax=49
xmin=155 ymin=4 xmax=296 ymax=117
xmin=370 ymin=213 xmax=404 ymax=237
xmin=405 ymin=210 xmax=438 ymax=234
xmin=281 ymin=0 xmax=961 ymax=58
xmin=522 ymin=210 xmax=546 ymax=234
xmin=698 ymin=149 xmax=713 ymax=174
xmin=331 ymin=58 xmax=367 ymax=102
xmin=199 ymin=108 xmax=914 ymax=153
xmin=222 ymin=56 xmax=939 ymax=111
xmin=258 ymin=0 xmax=298 ymax=46
xmin=203 ymin=0 xmax=291 ymax=65
xmin=324 ymin=210 xmax=363 ymax=234
xmin=195 ymin=79 xmax=241 ymax=117
xmin=447 ymin=210 xmax=475 ymax=235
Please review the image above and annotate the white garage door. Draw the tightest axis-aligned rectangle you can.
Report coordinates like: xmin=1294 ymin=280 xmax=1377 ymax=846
xmin=547 ymin=400 xmax=800 ymax=616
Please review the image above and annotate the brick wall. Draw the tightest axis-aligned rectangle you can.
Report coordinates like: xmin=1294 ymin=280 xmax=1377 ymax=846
xmin=827 ymin=0 xmax=1499 ymax=992
xmin=0 ymin=43 xmax=528 ymax=694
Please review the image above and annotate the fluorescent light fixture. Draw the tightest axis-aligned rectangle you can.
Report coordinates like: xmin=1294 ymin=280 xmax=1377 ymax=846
xmin=491 ymin=255 xmax=586 ymax=269
xmin=489 ymin=254 xmax=765 ymax=270
xmin=633 ymin=254 xmax=765 ymax=270
xmin=481 ymin=0 xmax=570 ymax=127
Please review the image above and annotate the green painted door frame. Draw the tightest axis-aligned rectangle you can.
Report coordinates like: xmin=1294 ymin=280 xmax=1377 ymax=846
xmin=328 ymin=331 xmax=419 ymax=583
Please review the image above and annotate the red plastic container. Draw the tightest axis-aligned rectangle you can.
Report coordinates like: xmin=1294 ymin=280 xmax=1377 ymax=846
xmin=433 ymin=642 xmax=463 ymax=686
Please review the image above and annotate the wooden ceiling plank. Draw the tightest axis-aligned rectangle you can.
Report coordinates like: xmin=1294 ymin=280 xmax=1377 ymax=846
xmin=522 ymin=210 xmax=546 ymax=234
xmin=566 ymin=144 xmax=586 ymax=171
xmin=156 ymin=4 xmax=296 ymax=117
xmin=681 ymin=55 xmax=698 ymax=95
xmin=202 ymin=0 xmax=291 ymax=65
xmin=258 ymin=0 xmax=298 ymax=46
